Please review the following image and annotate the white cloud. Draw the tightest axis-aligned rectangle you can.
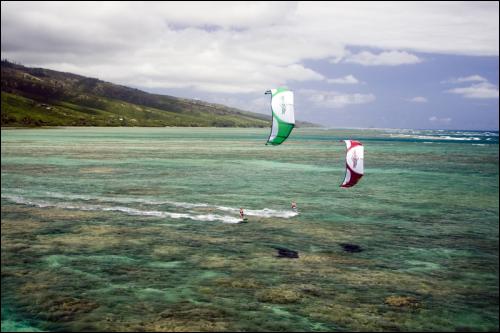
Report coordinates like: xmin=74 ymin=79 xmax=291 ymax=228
xmin=446 ymin=82 xmax=499 ymax=99
xmin=327 ymin=75 xmax=360 ymax=84
xmin=1 ymin=2 xmax=498 ymax=94
xmin=407 ymin=96 xmax=428 ymax=103
xmin=429 ymin=116 xmax=452 ymax=125
xmin=302 ymin=89 xmax=376 ymax=109
xmin=297 ymin=2 xmax=498 ymax=56
xmin=442 ymin=75 xmax=487 ymax=84
xmin=443 ymin=75 xmax=499 ymax=99
xmin=343 ymin=51 xmax=422 ymax=66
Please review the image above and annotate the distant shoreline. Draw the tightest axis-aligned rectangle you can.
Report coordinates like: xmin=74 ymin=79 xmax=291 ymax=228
xmin=2 ymin=126 xmax=497 ymax=132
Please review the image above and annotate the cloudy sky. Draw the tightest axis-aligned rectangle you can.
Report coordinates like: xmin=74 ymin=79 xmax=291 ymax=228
xmin=2 ymin=1 xmax=499 ymax=129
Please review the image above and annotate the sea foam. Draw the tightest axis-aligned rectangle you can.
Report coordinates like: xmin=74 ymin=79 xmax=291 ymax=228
xmin=1 ymin=192 xmax=295 ymax=223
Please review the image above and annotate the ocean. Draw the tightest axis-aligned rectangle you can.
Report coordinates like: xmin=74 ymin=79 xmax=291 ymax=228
xmin=1 ymin=127 xmax=498 ymax=331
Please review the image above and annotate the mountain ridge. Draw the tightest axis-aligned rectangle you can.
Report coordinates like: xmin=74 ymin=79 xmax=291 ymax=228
xmin=1 ymin=60 xmax=319 ymax=128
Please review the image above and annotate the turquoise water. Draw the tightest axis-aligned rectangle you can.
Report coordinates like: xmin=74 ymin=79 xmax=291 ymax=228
xmin=1 ymin=127 xmax=498 ymax=332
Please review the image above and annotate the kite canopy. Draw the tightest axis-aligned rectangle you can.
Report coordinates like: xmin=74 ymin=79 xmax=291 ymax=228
xmin=265 ymin=87 xmax=295 ymax=145
xmin=341 ymin=140 xmax=364 ymax=188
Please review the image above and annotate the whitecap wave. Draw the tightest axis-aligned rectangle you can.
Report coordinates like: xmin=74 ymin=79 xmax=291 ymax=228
xmin=228 ymin=207 xmax=298 ymax=218
xmin=39 ymin=191 xmax=298 ymax=219
xmin=389 ymin=134 xmax=481 ymax=141
xmin=159 ymin=203 xmax=298 ymax=218
xmin=42 ymin=191 xmax=211 ymax=209
xmin=1 ymin=194 xmax=241 ymax=224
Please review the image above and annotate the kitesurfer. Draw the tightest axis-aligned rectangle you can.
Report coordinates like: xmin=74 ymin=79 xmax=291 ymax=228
xmin=239 ymin=208 xmax=245 ymax=220
xmin=291 ymin=201 xmax=297 ymax=210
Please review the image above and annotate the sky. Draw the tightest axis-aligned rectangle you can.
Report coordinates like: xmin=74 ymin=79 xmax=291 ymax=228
xmin=1 ymin=1 xmax=499 ymax=130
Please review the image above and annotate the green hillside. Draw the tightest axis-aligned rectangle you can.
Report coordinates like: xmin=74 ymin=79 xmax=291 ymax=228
xmin=1 ymin=60 xmax=318 ymax=128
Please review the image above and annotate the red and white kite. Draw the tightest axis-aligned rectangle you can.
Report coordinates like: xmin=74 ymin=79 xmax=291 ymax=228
xmin=341 ymin=140 xmax=364 ymax=188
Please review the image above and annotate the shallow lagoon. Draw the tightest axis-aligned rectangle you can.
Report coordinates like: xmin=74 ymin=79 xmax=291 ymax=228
xmin=1 ymin=127 xmax=498 ymax=331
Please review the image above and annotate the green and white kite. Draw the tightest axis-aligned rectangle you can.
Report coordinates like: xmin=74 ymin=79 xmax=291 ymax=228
xmin=265 ymin=87 xmax=295 ymax=145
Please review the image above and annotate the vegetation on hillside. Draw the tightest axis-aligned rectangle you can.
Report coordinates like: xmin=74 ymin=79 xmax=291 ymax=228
xmin=1 ymin=60 xmax=318 ymax=128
